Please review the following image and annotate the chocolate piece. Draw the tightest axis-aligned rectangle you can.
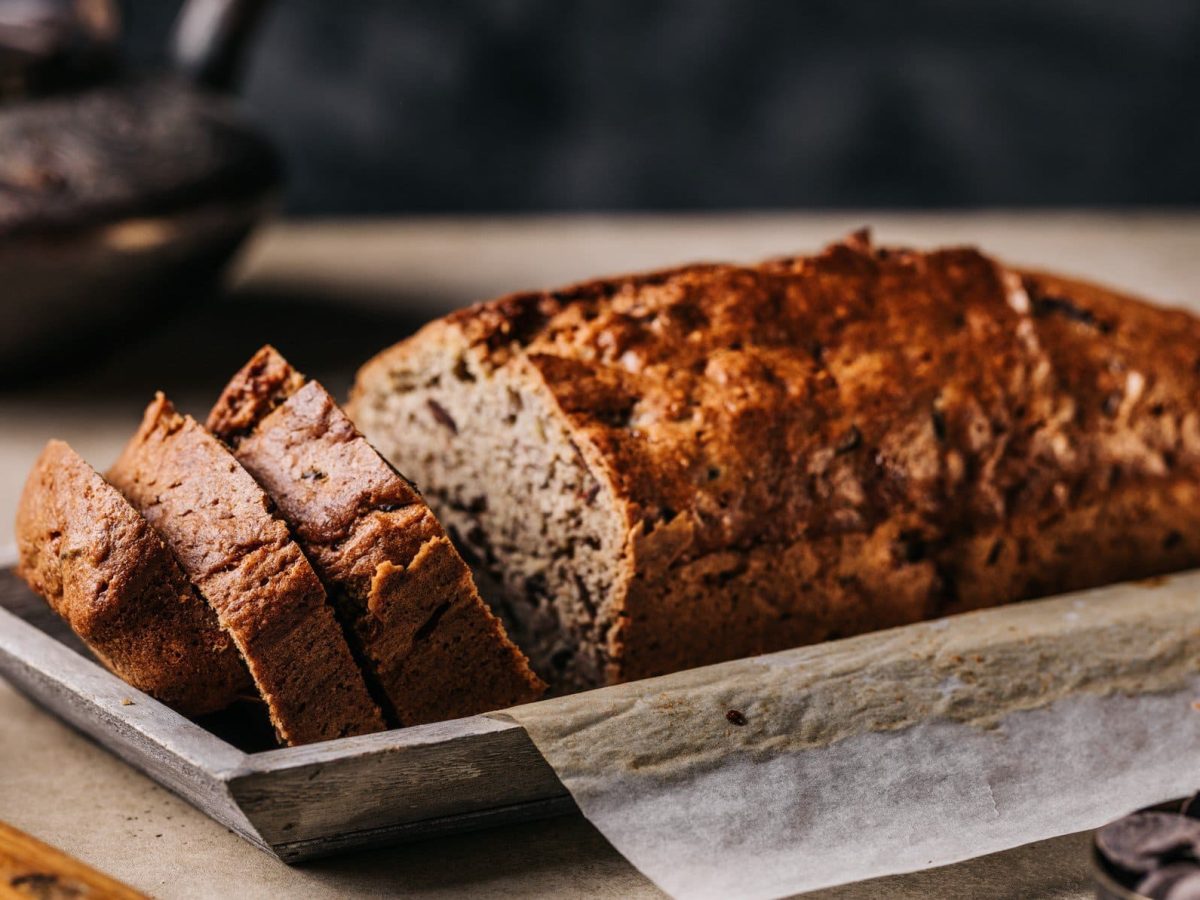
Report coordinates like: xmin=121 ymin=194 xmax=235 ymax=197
xmin=1184 ymin=793 xmax=1200 ymax=820
xmin=1096 ymin=813 xmax=1200 ymax=878
xmin=1138 ymin=864 xmax=1200 ymax=900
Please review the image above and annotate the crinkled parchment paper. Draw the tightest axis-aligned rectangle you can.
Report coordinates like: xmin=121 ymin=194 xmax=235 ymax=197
xmin=500 ymin=573 xmax=1200 ymax=899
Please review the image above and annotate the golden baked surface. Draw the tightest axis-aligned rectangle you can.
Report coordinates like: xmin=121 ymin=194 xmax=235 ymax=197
xmin=451 ymin=233 xmax=1200 ymax=547
xmin=359 ymin=232 xmax=1200 ymax=683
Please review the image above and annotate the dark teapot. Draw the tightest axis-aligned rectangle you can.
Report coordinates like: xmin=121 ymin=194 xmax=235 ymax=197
xmin=0 ymin=0 xmax=279 ymax=377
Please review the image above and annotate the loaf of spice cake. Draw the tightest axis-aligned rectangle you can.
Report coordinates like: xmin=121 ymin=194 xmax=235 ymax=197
xmin=207 ymin=346 xmax=544 ymax=725
xmin=349 ymin=231 xmax=1200 ymax=689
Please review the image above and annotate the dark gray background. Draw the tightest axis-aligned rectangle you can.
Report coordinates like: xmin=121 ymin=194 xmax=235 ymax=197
xmin=123 ymin=0 xmax=1200 ymax=213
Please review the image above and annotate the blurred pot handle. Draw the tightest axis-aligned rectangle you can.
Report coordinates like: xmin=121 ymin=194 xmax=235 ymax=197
xmin=170 ymin=0 xmax=272 ymax=92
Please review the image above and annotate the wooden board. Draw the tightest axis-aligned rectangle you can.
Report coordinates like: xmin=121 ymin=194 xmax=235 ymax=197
xmin=0 ymin=569 xmax=574 ymax=863
xmin=0 ymin=819 xmax=148 ymax=899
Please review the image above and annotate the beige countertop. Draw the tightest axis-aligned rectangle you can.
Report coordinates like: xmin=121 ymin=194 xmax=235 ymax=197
xmin=2 ymin=212 xmax=1197 ymax=897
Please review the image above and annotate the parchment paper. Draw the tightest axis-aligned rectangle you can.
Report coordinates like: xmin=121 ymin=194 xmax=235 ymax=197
xmin=502 ymin=572 xmax=1200 ymax=899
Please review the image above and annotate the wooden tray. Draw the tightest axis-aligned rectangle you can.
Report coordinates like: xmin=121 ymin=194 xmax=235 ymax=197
xmin=0 ymin=569 xmax=574 ymax=862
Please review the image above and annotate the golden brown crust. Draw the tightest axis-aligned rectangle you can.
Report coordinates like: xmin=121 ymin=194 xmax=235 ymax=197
xmin=107 ymin=394 xmax=385 ymax=745
xmin=208 ymin=347 xmax=544 ymax=724
xmin=446 ymin=238 xmax=1200 ymax=540
xmin=14 ymin=440 xmax=251 ymax=714
xmin=356 ymin=232 xmax=1200 ymax=684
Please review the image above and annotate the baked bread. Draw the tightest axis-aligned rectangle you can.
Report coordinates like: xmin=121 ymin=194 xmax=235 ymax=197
xmin=350 ymin=231 xmax=1200 ymax=688
xmin=107 ymin=394 xmax=385 ymax=745
xmin=207 ymin=346 xmax=545 ymax=724
xmin=14 ymin=440 xmax=250 ymax=714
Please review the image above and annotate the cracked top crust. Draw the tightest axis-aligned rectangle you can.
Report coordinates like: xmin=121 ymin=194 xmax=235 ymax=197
xmin=432 ymin=232 xmax=1200 ymax=558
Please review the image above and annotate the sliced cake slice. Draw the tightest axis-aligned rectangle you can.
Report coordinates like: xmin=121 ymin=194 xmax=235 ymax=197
xmin=107 ymin=393 xmax=385 ymax=745
xmin=15 ymin=440 xmax=251 ymax=715
xmin=207 ymin=346 xmax=545 ymax=725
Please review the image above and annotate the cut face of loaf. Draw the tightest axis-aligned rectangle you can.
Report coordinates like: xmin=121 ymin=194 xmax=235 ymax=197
xmin=107 ymin=394 xmax=385 ymax=745
xmin=207 ymin=346 xmax=544 ymax=725
xmin=352 ymin=331 xmax=629 ymax=690
xmin=14 ymin=440 xmax=251 ymax=715
xmin=350 ymin=232 xmax=1200 ymax=689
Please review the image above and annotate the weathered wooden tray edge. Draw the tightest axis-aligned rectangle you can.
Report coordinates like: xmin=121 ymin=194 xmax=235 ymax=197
xmin=0 ymin=569 xmax=573 ymax=863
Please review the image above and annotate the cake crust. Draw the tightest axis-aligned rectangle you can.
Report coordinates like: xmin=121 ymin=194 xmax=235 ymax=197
xmin=351 ymin=232 xmax=1200 ymax=685
xmin=15 ymin=440 xmax=251 ymax=714
xmin=107 ymin=394 xmax=385 ymax=745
